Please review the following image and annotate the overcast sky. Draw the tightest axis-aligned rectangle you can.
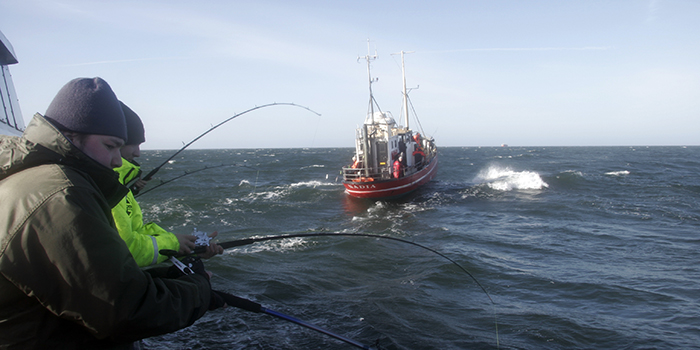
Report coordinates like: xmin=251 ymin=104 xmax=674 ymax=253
xmin=2 ymin=0 xmax=698 ymax=149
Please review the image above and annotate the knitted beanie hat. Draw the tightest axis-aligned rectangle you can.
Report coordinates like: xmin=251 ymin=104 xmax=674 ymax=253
xmin=44 ymin=77 xmax=127 ymax=141
xmin=120 ymin=101 xmax=145 ymax=145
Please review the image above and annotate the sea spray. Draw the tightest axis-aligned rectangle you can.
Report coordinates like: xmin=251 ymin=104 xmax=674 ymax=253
xmin=474 ymin=165 xmax=549 ymax=191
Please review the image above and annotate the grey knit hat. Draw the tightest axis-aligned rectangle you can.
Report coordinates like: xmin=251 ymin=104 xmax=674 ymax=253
xmin=45 ymin=77 xmax=127 ymax=140
xmin=120 ymin=101 xmax=145 ymax=145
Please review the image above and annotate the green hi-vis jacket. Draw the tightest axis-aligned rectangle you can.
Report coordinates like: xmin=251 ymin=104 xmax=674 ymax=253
xmin=113 ymin=159 xmax=179 ymax=267
xmin=0 ymin=115 xmax=211 ymax=349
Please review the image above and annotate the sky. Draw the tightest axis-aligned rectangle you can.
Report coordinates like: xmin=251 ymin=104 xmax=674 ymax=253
xmin=1 ymin=0 xmax=699 ymax=149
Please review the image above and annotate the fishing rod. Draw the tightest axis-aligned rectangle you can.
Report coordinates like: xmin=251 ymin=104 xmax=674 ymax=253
xmin=134 ymin=163 xmax=256 ymax=198
xmin=214 ymin=291 xmax=377 ymax=350
xmin=193 ymin=231 xmax=500 ymax=347
xmin=163 ymin=249 xmax=377 ymax=349
xmin=132 ymin=103 xmax=321 ymax=194
xmin=195 ymin=232 xmax=493 ymax=302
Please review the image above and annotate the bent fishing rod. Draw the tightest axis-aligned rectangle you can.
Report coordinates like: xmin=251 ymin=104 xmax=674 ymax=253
xmin=162 ymin=247 xmax=377 ymax=349
xmin=132 ymin=103 xmax=321 ymax=194
xmin=213 ymin=291 xmax=377 ymax=350
xmin=191 ymin=231 xmax=500 ymax=347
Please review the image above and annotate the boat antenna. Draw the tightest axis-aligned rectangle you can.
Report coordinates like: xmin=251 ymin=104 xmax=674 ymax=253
xmin=131 ymin=103 xmax=320 ymax=195
xmin=391 ymin=50 xmax=414 ymax=129
xmin=359 ymin=39 xmax=380 ymax=121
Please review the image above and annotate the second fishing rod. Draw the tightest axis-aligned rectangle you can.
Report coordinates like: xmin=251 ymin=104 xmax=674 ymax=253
xmin=130 ymin=102 xmax=321 ymax=195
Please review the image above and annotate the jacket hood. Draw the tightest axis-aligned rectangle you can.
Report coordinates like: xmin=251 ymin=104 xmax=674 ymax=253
xmin=0 ymin=113 xmax=128 ymax=207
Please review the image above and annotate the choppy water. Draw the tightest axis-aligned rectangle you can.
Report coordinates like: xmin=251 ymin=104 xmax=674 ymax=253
xmin=136 ymin=146 xmax=700 ymax=349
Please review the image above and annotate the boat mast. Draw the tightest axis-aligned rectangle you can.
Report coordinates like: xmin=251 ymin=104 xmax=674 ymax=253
xmin=400 ymin=51 xmax=409 ymax=130
xmin=361 ymin=39 xmax=378 ymax=120
xmin=358 ymin=40 xmax=378 ymax=177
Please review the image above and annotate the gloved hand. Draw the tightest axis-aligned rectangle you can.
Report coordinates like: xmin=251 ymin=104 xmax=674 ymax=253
xmin=209 ymin=290 xmax=227 ymax=310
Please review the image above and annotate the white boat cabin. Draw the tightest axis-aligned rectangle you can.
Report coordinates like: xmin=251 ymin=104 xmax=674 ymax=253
xmin=0 ymin=29 xmax=25 ymax=137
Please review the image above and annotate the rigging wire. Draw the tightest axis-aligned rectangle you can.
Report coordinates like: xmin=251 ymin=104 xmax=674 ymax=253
xmin=407 ymin=94 xmax=427 ymax=137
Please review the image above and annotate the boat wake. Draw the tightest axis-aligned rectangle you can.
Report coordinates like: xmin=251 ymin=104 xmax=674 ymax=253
xmin=474 ymin=165 xmax=549 ymax=191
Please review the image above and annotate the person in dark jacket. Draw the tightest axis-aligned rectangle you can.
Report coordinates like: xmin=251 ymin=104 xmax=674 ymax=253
xmin=0 ymin=77 xmax=221 ymax=349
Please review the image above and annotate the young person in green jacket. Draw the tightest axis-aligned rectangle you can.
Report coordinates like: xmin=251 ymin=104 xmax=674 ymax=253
xmin=0 ymin=78 xmax=223 ymax=349
xmin=113 ymin=103 xmax=223 ymax=267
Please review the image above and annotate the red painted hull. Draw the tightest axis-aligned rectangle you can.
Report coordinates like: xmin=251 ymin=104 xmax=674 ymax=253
xmin=343 ymin=155 xmax=438 ymax=199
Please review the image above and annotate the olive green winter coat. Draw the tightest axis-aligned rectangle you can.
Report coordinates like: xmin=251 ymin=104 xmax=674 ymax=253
xmin=0 ymin=115 xmax=211 ymax=349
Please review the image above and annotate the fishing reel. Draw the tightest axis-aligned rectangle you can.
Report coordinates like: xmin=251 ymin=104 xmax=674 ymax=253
xmin=193 ymin=227 xmax=212 ymax=247
xmin=159 ymin=227 xmax=212 ymax=256
xmin=163 ymin=229 xmax=210 ymax=278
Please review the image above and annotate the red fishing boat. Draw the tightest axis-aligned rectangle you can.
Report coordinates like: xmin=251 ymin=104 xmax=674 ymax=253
xmin=342 ymin=49 xmax=438 ymax=199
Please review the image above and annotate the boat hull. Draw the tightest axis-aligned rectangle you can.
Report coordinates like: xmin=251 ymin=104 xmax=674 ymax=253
xmin=343 ymin=155 xmax=438 ymax=199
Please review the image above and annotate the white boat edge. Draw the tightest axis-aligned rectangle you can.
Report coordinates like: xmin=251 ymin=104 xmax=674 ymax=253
xmin=1 ymin=29 xmax=25 ymax=137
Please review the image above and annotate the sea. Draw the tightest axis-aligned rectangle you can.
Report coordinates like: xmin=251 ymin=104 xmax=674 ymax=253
xmin=135 ymin=146 xmax=700 ymax=350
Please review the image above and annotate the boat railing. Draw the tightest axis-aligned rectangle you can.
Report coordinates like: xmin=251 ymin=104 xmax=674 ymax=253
xmin=342 ymin=166 xmax=391 ymax=182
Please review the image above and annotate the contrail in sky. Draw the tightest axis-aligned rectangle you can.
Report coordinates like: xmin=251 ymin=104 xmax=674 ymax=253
xmin=420 ymin=47 xmax=611 ymax=53
xmin=59 ymin=56 xmax=190 ymax=67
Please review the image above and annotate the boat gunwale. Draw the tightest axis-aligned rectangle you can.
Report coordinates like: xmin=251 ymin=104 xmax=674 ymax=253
xmin=342 ymin=154 xmax=438 ymax=198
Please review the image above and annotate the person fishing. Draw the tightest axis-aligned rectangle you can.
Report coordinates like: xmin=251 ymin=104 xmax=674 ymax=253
xmin=0 ymin=77 xmax=224 ymax=349
xmin=113 ymin=102 xmax=223 ymax=267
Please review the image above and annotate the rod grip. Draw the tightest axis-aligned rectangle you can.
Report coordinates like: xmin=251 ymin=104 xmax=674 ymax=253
xmin=214 ymin=291 xmax=262 ymax=313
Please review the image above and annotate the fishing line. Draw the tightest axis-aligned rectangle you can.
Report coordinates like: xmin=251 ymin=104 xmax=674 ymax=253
xmin=132 ymin=103 xmax=321 ymax=194
xmin=196 ymin=231 xmax=500 ymax=347
xmin=134 ymin=163 xmax=256 ymax=198
xmin=252 ymin=169 xmax=260 ymax=197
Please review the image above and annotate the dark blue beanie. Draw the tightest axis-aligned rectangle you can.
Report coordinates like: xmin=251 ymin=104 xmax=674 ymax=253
xmin=45 ymin=77 xmax=127 ymax=140
xmin=120 ymin=101 xmax=145 ymax=145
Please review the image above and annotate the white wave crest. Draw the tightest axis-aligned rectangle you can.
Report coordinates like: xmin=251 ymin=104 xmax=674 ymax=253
xmin=300 ymin=164 xmax=326 ymax=169
xmin=232 ymin=237 xmax=309 ymax=254
xmin=605 ymin=170 xmax=630 ymax=176
xmin=475 ymin=166 xmax=549 ymax=191
xmin=289 ymin=180 xmax=339 ymax=188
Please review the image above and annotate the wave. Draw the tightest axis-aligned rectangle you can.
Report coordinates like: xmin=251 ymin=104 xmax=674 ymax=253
xmin=229 ymin=237 xmax=311 ymax=254
xmin=299 ymin=164 xmax=326 ymax=169
xmin=605 ymin=170 xmax=630 ymax=176
xmin=474 ymin=165 xmax=549 ymax=191
xmin=231 ymin=180 xmax=344 ymax=202
xmin=289 ymin=180 xmax=340 ymax=188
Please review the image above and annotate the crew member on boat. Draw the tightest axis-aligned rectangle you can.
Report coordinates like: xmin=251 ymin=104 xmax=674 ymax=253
xmin=351 ymin=155 xmax=362 ymax=169
xmin=393 ymin=153 xmax=404 ymax=178
xmin=412 ymin=133 xmax=425 ymax=169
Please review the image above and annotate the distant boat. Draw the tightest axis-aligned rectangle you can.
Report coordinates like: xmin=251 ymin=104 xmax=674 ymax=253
xmin=342 ymin=49 xmax=438 ymax=199
xmin=0 ymin=29 xmax=25 ymax=137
